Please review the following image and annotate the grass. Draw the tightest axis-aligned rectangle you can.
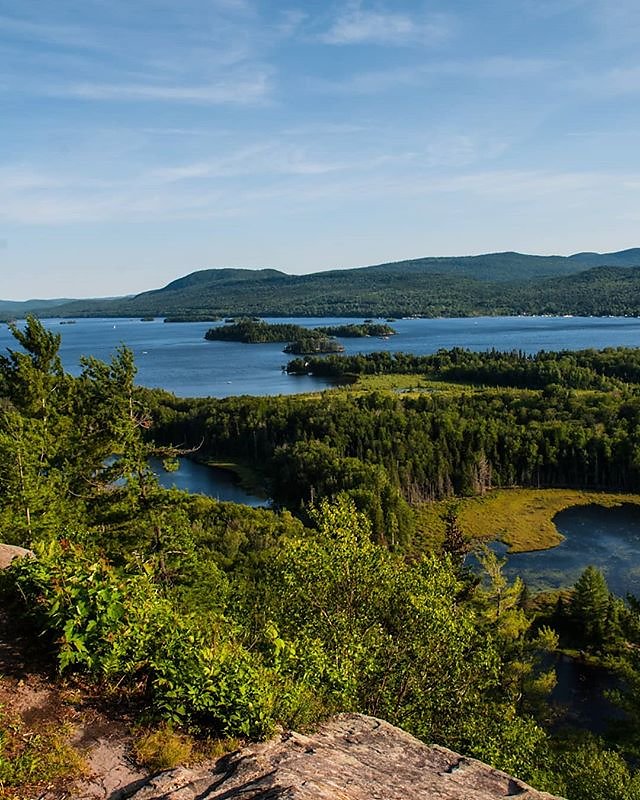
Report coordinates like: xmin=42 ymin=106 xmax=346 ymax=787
xmin=0 ymin=707 xmax=86 ymax=800
xmin=133 ymin=724 xmax=240 ymax=772
xmin=133 ymin=725 xmax=194 ymax=772
xmin=414 ymin=488 xmax=640 ymax=553
xmin=342 ymin=374 xmax=473 ymax=395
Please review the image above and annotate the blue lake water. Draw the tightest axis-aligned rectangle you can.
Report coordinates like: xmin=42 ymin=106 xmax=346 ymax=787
xmin=4 ymin=314 xmax=640 ymax=398
xmin=150 ymin=457 xmax=265 ymax=507
xmin=495 ymin=504 xmax=640 ymax=597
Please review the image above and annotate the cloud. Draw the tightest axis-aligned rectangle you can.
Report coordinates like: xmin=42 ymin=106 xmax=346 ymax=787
xmin=3 ymin=150 xmax=633 ymax=227
xmin=55 ymin=72 xmax=272 ymax=105
xmin=590 ymin=0 xmax=640 ymax=45
xmin=0 ymin=4 xmax=277 ymax=106
xmin=0 ymin=13 xmax=109 ymax=51
xmin=311 ymin=56 xmax=560 ymax=95
xmin=575 ymin=65 xmax=640 ymax=95
xmin=149 ymin=143 xmax=353 ymax=182
xmin=320 ymin=2 xmax=450 ymax=46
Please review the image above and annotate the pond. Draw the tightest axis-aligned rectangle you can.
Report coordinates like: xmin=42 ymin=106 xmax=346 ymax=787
xmin=497 ymin=503 xmax=640 ymax=597
xmin=149 ymin=456 xmax=266 ymax=507
xmin=483 ymin=504 xmax=640 ymax=734
xmin=550 ymin=653 xmax=626 ymax=734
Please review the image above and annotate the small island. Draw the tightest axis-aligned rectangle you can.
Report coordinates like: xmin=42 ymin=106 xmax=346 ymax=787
xmin=164 ymin=314 xmax=222 ymax=323
xmin=316 ymin=323 xmax=396 ymax=338
xmin=204 ymin=319 xmax=397 ymax=344
xmin=283 ymin=335 xmax=345 ymax=355
xmin=205 ymin=320 xmax=309 ymax=343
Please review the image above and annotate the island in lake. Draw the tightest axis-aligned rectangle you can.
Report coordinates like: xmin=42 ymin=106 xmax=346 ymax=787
xmin=283 ymin=335 xmax=345 ymax=355
xmin=204 ymin=319 xmax=396 ymax=344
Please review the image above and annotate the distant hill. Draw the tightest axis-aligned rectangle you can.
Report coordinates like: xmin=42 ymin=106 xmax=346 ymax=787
xmin=18 ymin=249 xmax=640 ymax=319
xmin=568 ymin=248 xmax=640 ymax=267
xmin=0 ymin=298 xmax=72 ymax=320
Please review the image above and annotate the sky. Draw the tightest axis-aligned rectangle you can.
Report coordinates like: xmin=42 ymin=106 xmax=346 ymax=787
xmin=2 ymin=0 xmax=640 ymax=299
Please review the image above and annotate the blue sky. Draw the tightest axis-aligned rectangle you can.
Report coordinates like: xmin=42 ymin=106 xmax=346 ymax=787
xmin=2 ymin=0 xmax=640 ymax=299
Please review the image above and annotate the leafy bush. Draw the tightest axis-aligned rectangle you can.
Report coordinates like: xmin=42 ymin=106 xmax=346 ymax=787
xmin=6 ymin=542 xmax=281 ymax=738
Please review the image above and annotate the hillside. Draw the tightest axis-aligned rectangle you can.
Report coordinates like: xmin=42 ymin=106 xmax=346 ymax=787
xmin=19 ymin=248 xmax=640 ymax=319
xmin=0 ymin=298 xmax=73 ymax=317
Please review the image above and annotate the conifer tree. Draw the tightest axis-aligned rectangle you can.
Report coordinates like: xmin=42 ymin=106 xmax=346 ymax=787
xmin=571 ymin=566 xmax=610 ymax=649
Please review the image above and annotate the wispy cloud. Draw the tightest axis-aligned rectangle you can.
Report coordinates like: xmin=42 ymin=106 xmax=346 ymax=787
xmin=0 ymin=3 xmax=278 ymax=106
xmin=311 ymin=56 xmax=561 ymax=95
xmin=590 ymin=0 xmax=640 ymax=45
xmin=3 ymin=149 xmax=630 ymax=227
xmin=55 ymin=73 xmax=272 ymax=105
xmin=0 ymin=13 xmax=110 ymax=51
xmin=149 ymin=143 xmax=356 ymax=182
xmin=320 ymin=2 xmax=451 ymax=46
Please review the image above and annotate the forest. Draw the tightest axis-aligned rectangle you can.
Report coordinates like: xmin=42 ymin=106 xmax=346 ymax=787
xmin=19 ymin=250 xmax=640 ymax=321
xmin=3 ymin=317 xmax=640 ymax=799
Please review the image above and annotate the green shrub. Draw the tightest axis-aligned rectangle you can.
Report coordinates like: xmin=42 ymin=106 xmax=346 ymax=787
xmin=6 ymin=542 xmax=281 ymax=738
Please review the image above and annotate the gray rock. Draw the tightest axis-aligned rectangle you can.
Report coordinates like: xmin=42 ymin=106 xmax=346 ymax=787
xmin=0 ymin=543 xmax=33 ymax=570
xmin=124 ymin=713 xmax=563 ymax=800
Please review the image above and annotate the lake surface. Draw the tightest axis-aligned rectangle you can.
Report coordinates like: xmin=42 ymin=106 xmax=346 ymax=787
xmin=150 ymin=456 xmax=265 ymax=507
xmin=4 ymin=314 xmax=640 ymax=397
xmin=497 ymin=504 xmax=640 ymax=597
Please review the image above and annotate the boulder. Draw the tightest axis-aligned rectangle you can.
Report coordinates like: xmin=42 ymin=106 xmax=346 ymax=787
xmin=0 ymin=543 xmax=33 ymax=570
xmin=124 ymin=713 xmax=563 ymax=800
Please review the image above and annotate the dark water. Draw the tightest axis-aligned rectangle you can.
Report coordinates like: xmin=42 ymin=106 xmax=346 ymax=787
xmin=550 ymin=654 xmax=626 ymax=733
xmin=150 ymin=456 xmax=265 ymax=507
xmin=487 ymin=505 xmax=640 ymax=732
xmin=497 ymin=504 xmax=640 ymax=597
xmin=5 ymin=314 xmax=640 ymax=397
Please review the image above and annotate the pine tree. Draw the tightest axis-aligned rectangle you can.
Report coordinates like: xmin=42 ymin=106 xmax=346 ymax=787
xmin=571 ymin=566 xmax=610 ymax=650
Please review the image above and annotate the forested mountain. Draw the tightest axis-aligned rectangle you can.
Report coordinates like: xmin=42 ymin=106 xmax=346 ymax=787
xmin=0 ymin=298 xmax=72 ymax=316
xmin=18 ymin=248 xmax=640 ymax=320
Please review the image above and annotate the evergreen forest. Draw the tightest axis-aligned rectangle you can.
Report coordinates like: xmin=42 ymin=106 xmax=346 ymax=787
xmin=4 ymin=317 xmax=640 ymax=798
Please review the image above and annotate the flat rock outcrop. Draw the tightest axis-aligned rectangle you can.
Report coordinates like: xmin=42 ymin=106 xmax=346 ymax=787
xmin=125 ymin=713 xmax=563 ymax=800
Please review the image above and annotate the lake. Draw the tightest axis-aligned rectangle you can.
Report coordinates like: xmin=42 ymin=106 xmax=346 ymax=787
xmin=4 ymin=314 xmax=640 ymax=398
xmin=496 ymin=504 xmax=640 ymax=597
xmin=150 ymin=456 xmax=265 ymax=507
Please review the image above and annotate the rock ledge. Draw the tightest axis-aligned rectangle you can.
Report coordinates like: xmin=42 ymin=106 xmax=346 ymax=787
xmin=125 ymin=713 xmax=563 ymax=800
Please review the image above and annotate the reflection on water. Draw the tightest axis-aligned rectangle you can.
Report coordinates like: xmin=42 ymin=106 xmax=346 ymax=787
xmin=150 ymin=456 xmax=265 ymax=507
xmin=483 ymin=505 xmax=640 ymax=734
xmin=550 ymin=653 xmax=626 ymax=733
xmin=498 ymin=504 xmax=640 ymax=597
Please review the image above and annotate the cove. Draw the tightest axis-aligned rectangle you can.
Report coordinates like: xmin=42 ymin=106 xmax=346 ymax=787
xmin=150 ymin=456 xmax=266 ymax=507
xmin=497 ymin=503 xmax=640 ymax=597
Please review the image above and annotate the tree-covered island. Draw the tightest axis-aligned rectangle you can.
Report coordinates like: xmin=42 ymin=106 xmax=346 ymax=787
xmin=204 ymin=319 xmax=396 ymax=344
xmin=282 ymin=335 xmax=345 ymax=354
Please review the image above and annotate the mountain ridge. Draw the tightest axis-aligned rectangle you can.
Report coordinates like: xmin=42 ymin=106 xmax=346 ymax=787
xmin=9 ymin=248 xmax=640 ymax=320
